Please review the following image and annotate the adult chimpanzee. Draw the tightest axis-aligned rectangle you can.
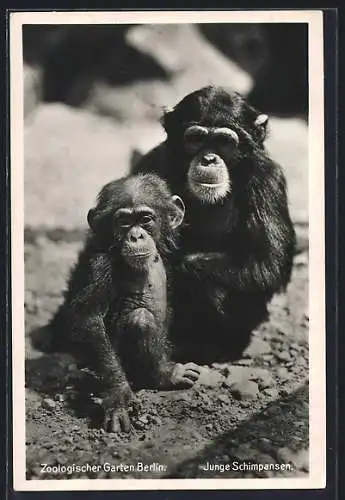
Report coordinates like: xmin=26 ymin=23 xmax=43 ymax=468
xmin=35 ymin=173 xmax=201 ymax=432
xmin=133 ymin=86 xmax=296 ymax=362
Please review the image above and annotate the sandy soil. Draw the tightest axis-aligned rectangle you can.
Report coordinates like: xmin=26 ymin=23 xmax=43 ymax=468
xmin=25 ymin=234 xmax=309 ymax=479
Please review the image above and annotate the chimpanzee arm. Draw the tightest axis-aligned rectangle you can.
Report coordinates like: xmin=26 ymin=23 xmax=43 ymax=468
xmin=61 ymin=248 xmax=137 ymax=432
xmin=182 ymin=162 xmax=295 ymax=296
xmin=73 ymin=314 xmax=136 ymax=432
xmin=182 ymin=248 xmax=291 ymax=296
xmin=70 ymin=313 xmax=127 ymax=385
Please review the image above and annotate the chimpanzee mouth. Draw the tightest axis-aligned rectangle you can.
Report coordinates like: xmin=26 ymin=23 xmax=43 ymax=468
xmin=123 ymin=250 xmax=153 ymax=263
xmin=188 ymin=153 xmax=231 ymax=203
xmin=131 ymin=252 xmax=152 ymax=258
xmin=194 ymin=181 xmax=226 ymax=188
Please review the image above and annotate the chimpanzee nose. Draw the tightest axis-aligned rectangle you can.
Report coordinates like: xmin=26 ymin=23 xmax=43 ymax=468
xmin=129 ymin=229 xmax=145 ymax=243
xmin=201 ymin=154 xmax=217 ymax=166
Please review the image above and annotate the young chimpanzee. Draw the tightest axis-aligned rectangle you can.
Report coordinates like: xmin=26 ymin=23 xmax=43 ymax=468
xmin=133 ymin=86 xmax=296 ymax=362
xmin=36 ymin=173 xmax=201 ymax=432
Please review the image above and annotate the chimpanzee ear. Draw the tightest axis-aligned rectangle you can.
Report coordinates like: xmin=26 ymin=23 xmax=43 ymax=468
xmin=254 ymin=113 xmax=269 ymax=143
xmin=87 ymin=208 xmax=97 ymax=232
xmin=170 ymin=195 xmax=185 ymax=229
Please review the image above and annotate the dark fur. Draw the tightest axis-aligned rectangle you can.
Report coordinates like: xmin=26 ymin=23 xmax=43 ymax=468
xmin=133 ymin=86 xmax=296 ymax=362
xmin=35 ymin=173 xmax=200 ymax=431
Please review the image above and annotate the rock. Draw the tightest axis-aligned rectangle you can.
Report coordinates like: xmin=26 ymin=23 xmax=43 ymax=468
xmin=127 ymin=24 xmax=252 ymax=99
xmin=240 ymin=401 xmax=251 ymax=408
xmin=276 ymin=367 xmax=290 ymax=381
xmin=133 ymin=421 xmax=146 ymax=431
xmin=253 ymin=369 xmax=275 ymax=389
xmin=138 ymin=415 xmax=149 ymax=425
xmin=275 ymin=350 xmax=291 ymax=362
xmin=211 ymin=363 xmax=231 ymax=376
xmin=25 ymin=104 xmax=153 ymax=230
xmin=258 ymin=437 xmax=273 ymax=454
xmin=172 ymin=392 xmax=192 ymax=402
xmin=290 ymin=342 xmax=300 ymax=351
xmin=275 ymin=446 xmax=298 ymax=466
xmin=223 ymin=366 xmax=250 ymax=387
xmin=294 ymin=449 xmax=309 ymax=471
xmin=263 ymin=388 xmax=279 ymax=398
xmin=149 ymin=415 xmax=162 ymax=426
xmin=243 ymin=337 xmax=272 ymax=358
xmin=196 ymin=367 xmax=225 ymax=388
xmin=217 ymin=394 xmax=230 ymax=404
xmin=230 ymin=380 xmax=259 ymax=401
xmin=41 ymin=398 xmax=56 ymax=411
xmin=262 ymin=354 xmax=274 ymax=362
xmin=224 ymin=366 xmax=273 ymax=390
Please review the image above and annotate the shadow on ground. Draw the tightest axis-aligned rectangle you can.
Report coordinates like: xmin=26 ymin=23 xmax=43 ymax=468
xmin=166 ymin=384 xmax=309 ymax=478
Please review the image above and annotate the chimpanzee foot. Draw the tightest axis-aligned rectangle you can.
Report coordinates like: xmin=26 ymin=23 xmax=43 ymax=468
xmin=102 ymin=383 xmax=139 ymax=433
xmin=104 ymin=407 xmax=132 ymax=433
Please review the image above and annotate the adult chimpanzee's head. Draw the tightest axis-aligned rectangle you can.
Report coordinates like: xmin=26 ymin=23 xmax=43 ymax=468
xmin=87 ymin=174 xmax=185 ymax=269
xmin=161 ymin=86 xmax=269 ymax=204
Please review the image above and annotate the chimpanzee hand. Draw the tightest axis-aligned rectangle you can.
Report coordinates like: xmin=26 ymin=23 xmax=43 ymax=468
xmin=181 ymin=252 xmax=227 ymax=274
xmin=184 ymin=252 xmax=226 ymax=263
xmin=167 ymin=362 xmax=202 ymax=389
xmin=102 ymin=382 xmax=139 ymax=433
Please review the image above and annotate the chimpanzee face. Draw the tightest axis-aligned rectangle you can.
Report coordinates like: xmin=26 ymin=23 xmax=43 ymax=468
xmin=162 ymin=86 xmax=269 ymax=204
xmin=184 ymin=125 xmax=239 ymax=204
xmin=113 ymin=205 xmax=162 ymax=269
xmin=87 ymin=174 xmax=185 ymax=270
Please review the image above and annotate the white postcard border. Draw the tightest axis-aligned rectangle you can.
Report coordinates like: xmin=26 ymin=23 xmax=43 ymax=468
xmin=10 ymin=9 xmax=326 ymax=491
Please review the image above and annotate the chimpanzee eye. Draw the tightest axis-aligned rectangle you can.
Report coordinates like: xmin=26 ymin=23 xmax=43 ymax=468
xmin=141 ymin=214 xmax=154 ymax=225
xmin=184 ymin=125 xmax=209 ymax=152
xmin=213 ymin=127 xmax=240 ymax=147
xmin=116 ymin=215 xmax=132 ymax=228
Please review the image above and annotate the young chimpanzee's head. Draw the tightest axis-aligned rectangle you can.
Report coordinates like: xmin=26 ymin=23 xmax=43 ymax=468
xmin=161 ymin=86 xmax=269 ymax=205
xmin=87 ymin=174 xmax=185 ymax=269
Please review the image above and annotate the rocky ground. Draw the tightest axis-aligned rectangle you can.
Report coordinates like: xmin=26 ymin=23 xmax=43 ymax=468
xmin=25 ymin=238 xmax=309 ymax=480
xmin=22 ymin=24 xmax=309 ymax=481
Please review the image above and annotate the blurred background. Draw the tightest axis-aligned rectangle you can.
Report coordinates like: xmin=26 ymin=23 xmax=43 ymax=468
xmin=23 ymin=23 xmax=309 ymax=232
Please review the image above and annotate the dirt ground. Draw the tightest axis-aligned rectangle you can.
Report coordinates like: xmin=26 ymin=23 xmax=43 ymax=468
xmin=22 ymin=24 xmax=310 ymax=481
xmin=25 ymin=234 xmax=309 ymax=480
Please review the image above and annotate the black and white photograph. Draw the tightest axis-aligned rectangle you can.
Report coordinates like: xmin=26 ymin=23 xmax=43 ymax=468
xmin=10 ymin=10 xmax=325 ymax=491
